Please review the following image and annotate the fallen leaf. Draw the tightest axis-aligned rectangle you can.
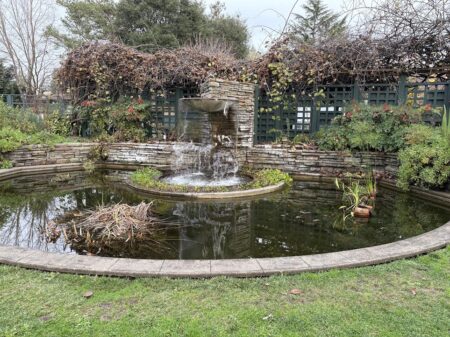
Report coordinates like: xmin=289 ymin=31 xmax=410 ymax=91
xmin=410 ymin=288 xmax=417 ymax=296
xmin=289 ymin=288 xmax=303 ymax=295
xmin=262 ymin=314 xmax=273 ymax=320
xmin=83 ymin=290 xmax=94 ymax=299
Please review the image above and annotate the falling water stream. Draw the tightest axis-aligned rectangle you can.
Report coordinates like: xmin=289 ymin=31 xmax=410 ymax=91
xmin=162 ymin=98 xmax=247 ymax=187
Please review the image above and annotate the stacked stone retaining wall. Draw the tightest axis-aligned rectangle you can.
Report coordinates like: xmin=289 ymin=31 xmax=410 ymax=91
xmin=3 ymin=142 xmax=399 ymax=177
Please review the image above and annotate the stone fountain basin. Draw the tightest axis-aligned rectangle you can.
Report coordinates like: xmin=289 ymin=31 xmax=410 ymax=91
xmin=126 ymin=177 xmax=286 ymax=200
xmin=180 ymin=98 xmax=235 ymax=113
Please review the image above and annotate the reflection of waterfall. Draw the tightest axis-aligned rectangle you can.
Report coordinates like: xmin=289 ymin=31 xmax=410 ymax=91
xmin=172 ymin=201 xmax=252 ymax=259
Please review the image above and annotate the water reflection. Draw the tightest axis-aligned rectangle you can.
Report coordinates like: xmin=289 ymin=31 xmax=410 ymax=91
xmin=0 ymin=171 xmax=449 ymax=259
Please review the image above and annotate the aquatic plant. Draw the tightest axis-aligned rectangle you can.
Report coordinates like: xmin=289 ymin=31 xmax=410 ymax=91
xmin=335 ymin=178 xmax=373 ymax=218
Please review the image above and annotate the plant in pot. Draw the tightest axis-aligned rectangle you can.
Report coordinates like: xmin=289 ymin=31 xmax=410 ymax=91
xmin=335 ymin=178 xmax=373 ymax=218
xmin=365 ymin=170 xmax=377 ymax=200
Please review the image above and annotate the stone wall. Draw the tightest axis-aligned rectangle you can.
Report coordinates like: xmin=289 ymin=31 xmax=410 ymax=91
xmin=242 ymin=145 xmax=398 ymax=177
xmin=201 ymin=79 xmax=256 ymax=148
xmin=4 ymin=143 xmax=94 ymax=167
xmin=4 ymin=142 xmax=399 ymax=177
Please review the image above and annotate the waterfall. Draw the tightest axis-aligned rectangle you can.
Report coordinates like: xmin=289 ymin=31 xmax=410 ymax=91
xmin=162 ymin=98 xmax=246 ymax=187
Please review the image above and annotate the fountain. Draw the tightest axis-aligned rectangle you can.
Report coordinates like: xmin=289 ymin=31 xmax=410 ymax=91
xmin=162 ymin=98 xmax=249 ymax=187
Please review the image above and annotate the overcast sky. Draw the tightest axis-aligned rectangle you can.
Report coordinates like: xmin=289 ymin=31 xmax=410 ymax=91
xmin=202 ymin=0 xmax=347 ymax=50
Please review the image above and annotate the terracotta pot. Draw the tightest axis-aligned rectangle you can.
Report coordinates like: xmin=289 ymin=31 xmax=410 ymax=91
xmin=353 ymin=206 xmax=371 ymax=218
xmin=364 ymin=205 xmax=373 ymax=212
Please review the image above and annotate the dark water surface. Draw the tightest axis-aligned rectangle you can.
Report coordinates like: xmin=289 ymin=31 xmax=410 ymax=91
xmin=1 ymin=170 xmax=449 ymax=259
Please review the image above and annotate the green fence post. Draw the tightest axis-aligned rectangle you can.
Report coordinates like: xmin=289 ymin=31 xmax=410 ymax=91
xmin=312 ymin=89 xmax=319 ymax=133
xmin=445 ymin=80 xmax=450 ymax=113
xmin=398 ymin=74 xmax=407 ymax=105
xmin=6 ymin=94 xmax=13 ymax=106
xmin=174 ymin=88 xmax=182 ymax=137
xmin=353 ymin=80 xmax=361 ymax=103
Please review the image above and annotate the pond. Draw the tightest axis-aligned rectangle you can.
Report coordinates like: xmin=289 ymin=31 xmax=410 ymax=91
xmin=0 ymin=170 xmax=449 ymax=259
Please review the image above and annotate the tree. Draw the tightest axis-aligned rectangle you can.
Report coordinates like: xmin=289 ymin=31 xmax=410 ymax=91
xmin=0 ymin=0 xmax=57 ymax=96
xmin=114 ymin=0 xmax=206 ymax=51
xmin=203 ymin=1 xmax=249 ymax=58
xmin=52 ymin=0 xmax=250 ymax=58
xmin=0 ymin=60 xmax=19 ymax=95
xmin=47 ymin=0 xmax=117 ymax=49
xmin=290 ymin=0 xmax=346 ymax=43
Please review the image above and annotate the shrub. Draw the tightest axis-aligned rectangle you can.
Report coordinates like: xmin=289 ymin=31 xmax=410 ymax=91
xmin=315 ymin=126 xmax=350 ymax=151
xmin=0 ymin=127 xmax=27 ymax=152
xmin=0 ymin=159 xmax=13 ymax=169
xmin=70 ymin=97 xmax=152 ymax=141
xmin=45 ymin=110 xmax=72 ymax=136
xmin=0 ymin=101 xmax=44 ymax=133
xmin=0 ymin=101 xmax=72 ymax=153
xmin=248 ymin=169 xmax=293 ymax=188
xmin=397 ymin=126 xmax=450 ymax=190
xmin=317 ymin=103 xmax=424 ymax=152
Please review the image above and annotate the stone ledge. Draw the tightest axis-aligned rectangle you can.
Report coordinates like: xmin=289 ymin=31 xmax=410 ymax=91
xmin=126 ymin=181 xmax=286 ymax=200
xmin=0 ymin=221 xmax=448 ymax=278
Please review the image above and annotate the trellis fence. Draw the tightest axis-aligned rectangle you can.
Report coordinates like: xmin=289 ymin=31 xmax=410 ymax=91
xmin=256 ymin=79 xmax=450 ymax=143
xmin=3 ymin=79 xmax=449 ymax=143
xmin=1 ymin=94 xmax=70 ymax=116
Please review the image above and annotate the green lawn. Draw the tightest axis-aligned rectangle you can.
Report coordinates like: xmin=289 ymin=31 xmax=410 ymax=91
xmin=1 ymin=248 xmax=449 ymax=337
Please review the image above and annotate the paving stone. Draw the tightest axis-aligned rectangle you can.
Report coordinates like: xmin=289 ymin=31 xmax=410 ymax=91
xmin=256 ymin=256 xmax=310 ymax=274
xmin=210 ymin=259 xmax=263 ymax=276
xmin=300 ymin=252 xmax=352 ymax=270
xmin=364 ymin=241 xmax=419 ymax=262
xmin=0 ymin=245 xmax=35 ymax=263
xmin=336 ymin=248 xmax=381 ymax=266
xmin=45 ymin=254 xmax=119 ymax=275
xmin=160 ymin=260 xmax=211 ymax=277
xmin=14 ymin=250 xmax=67 ymax=269
xmin=109 ymin=258 xmax=164 ymax=277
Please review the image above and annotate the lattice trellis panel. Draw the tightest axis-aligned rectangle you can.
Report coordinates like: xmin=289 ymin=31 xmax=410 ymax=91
xmin=146 ymin=88 xmax=199 ymax=139
xmin=315 ymin=86 xmax=353 ymax=128
xmin=256 ymin=81 xmax=449 ymax=143
xmin=360 ymin=84 xmax=399 ymax=105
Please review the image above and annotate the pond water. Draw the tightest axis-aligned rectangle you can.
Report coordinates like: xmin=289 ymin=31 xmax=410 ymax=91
xmin=0 ymin=170 xmax=449 ymax=259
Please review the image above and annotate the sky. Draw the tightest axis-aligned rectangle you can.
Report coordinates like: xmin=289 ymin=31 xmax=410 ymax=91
xmin=202 ymin=0 xmax=347 ymax=50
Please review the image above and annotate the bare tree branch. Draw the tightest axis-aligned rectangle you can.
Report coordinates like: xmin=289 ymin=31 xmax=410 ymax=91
xmin=0 ymin=0 xmax=58 ymax=96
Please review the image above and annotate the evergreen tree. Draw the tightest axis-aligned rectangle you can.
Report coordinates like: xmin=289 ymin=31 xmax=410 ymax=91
xmin=290 ymin=0 xmax=346 ymax=43
xmin=50 ymin=0 xmax=249 ymax=57
xmin=0 ymin=60 xmax=19 ymax=95
xmin=47 ymin=0 xmax=117 ymax=49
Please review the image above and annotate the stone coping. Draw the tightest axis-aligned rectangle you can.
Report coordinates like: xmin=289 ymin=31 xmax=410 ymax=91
xmin=0 ymin=163 xmax=85 ymax=181
xmin=0 ymin=221 xmax=449 ymax=278
xmin=126 ymin=181 xmax=286 ymax=200
xmin=0 ymin=163 xmax=449 ymax=278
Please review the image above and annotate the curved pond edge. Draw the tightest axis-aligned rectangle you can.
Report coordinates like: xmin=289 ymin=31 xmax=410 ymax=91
xmin=126 ymin=181 xmax=286 ymax=199
xmin=0 ymin=221 xmax=449 ymax=277
xmin=0 ymin=163 xmax=449 ymax=278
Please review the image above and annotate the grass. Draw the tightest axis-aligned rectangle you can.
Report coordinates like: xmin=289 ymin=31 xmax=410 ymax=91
xmin=0 ymin=247 xmax=449 ymax=337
